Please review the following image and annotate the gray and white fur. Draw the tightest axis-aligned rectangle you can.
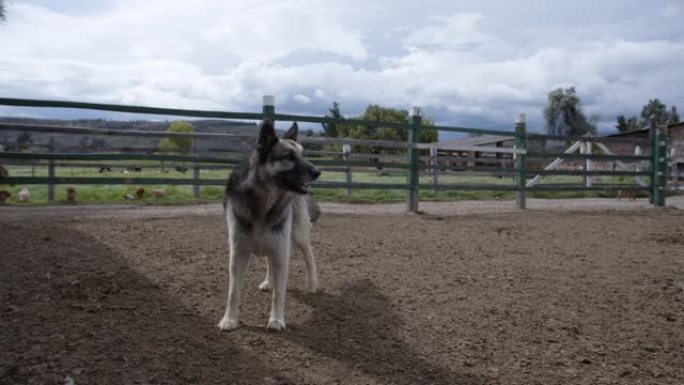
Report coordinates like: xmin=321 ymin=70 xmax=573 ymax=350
xmin=218 ymin=120 xmax=321 ymax=332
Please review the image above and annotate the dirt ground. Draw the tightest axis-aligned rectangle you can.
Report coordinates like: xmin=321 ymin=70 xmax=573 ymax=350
xmin=1 ymin=201 xmax=684 ymax=385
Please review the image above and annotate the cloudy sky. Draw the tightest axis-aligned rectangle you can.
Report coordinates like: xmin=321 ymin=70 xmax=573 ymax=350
xmin=0 ymin=0 xmax=682 ymax=134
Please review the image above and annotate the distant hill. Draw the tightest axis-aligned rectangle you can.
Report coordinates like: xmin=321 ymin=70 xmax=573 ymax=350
xmin=0 ymin=118 xmax=259 ymax=156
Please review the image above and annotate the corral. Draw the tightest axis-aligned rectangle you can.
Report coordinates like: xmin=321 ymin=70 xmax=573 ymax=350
xmin=1 ymin=200 xmax=683 ymax=385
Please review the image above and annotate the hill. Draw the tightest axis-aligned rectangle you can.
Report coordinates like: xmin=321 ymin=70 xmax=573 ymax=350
xmin=0 ymin=118 xmax=259 ymax=156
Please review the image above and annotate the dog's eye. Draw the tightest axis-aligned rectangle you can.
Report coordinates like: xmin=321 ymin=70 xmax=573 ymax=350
xmin=286 ymin=153 xmax=296 ymax=161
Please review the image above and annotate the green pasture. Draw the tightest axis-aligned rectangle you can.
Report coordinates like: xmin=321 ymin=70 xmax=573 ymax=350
xmin=0 ymin=163 xmax=643 ymax=205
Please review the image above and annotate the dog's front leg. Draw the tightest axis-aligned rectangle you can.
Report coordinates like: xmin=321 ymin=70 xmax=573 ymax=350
xmin=266 ymin=234 xmax=291 ymax=331
xmin=218 ymin=243 xmax=250 ymax=331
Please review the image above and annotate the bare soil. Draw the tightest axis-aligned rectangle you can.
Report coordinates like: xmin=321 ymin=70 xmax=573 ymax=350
xmin=1 ymin=201 xmax=684 ymax=385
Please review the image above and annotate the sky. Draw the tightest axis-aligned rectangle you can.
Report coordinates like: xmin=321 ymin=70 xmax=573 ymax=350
xmin=0 ymin=0 xmax=683 ymax=134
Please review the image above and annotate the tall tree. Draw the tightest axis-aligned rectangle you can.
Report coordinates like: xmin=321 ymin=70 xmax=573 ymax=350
xmin=158 ymin=121 xmax=194 ymax=154
xmin=640 ymin=98 xmax=669 ymax=126
xmin=322 ymin=101 xmax=342 ymax=137
xmin=0 ymin=0 xmax=6 ymax=22
xmin=543 ymin=87 xmax=596 ymax=136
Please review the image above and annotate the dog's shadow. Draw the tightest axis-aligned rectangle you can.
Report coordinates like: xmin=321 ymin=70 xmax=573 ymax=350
xmin=281 ymin=280 xmax=486 ymax=385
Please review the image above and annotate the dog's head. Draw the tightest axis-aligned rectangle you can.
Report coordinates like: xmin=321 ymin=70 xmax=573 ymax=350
xmin=256 ymin=120 xmax=320 ymax=195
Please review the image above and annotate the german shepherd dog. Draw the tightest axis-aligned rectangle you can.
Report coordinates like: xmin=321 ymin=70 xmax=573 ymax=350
xmin=218 ymin=120 xmax=321 ymax=331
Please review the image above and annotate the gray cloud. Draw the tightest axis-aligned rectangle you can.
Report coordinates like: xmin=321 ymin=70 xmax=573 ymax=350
xmin=1 ymin=0 xmax=682 ymax=134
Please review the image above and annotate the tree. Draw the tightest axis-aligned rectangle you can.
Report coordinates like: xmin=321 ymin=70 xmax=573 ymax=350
xmin=615 ymin=115 xmax=640 ymax=133
xmin=0 ymin=0 xmax=6 ymax=23
xmin=91 ymin=138 xmax=107 ymax=150
xmin=670 ymin=105 xmax=680 ymax=124
xmin=158 ymin=121 xmax=194 ymax=154
xmin=336 ymin=104 xmax=438 ymax=155
xmin=616 ymin=99 xmax=679 ymax=133
xmin=638 ymin=99 xmax=680 ymax=126
xmin=322 ymin=101 xmax=342 ymax=137
xmin=640 ymin=98 xmax=669 ymax=126
xmin=79 ymin=136 xmax=91 ymax=150
xmin=17 ymin=131 xmax=32 ymax=151
xmin=543 ymin=87 xmax=596 ymax=136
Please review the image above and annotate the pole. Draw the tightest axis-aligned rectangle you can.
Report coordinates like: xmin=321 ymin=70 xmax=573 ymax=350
xmin=343 ymin=144 xmax=352 ymax=196
xmin=515 ymin=113 xmax=527 ymax=209
xmin=192 ymin=139 xmax=200 ymax=199
xmin=430 ymin=147 xmax=439 ymax=193
xmin=652 ymin=123 xmax=667 ymax=206
xmin=262 ymin=95 xmax=275 ymax=121
xmin=585 ymin=138 xmax=593 ymax=187
xmin=48 ymin=137 xmax=55 ymax=203
xmin=406 ymin=107 xmax=421 ymax=213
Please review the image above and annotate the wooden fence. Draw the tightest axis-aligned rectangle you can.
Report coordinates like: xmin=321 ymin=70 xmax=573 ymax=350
xmin=0 ymin=96 xmax=671 ymax=211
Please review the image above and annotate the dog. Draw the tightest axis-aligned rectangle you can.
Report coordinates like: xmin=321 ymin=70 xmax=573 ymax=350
xmin=218 ymin=120 xmax=321 ymax=332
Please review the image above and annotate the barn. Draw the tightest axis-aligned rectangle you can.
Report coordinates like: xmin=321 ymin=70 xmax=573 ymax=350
xmin=599 ymin=123 xmax=684 ymax=190
xmin=668 ymin=122 xmax=684 ymax=189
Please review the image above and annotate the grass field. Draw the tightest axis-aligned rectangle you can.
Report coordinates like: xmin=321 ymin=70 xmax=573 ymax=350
xmin=0 ymin=163 xmax=642 ymax=205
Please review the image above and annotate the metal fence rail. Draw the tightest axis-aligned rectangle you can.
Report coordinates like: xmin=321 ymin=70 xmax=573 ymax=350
xmin=0 ymin=96 xmax=669 ymax=210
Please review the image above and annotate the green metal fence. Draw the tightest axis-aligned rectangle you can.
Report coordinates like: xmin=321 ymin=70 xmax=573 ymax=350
xmin=0 ymin=97 xmax=668 ymax=210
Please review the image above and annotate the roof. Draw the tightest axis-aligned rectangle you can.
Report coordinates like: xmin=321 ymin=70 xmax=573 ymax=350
xmin=602 ymin=122 xmax=684 ymax=138
xmin=600 ymin=128 xmax=650 ymax=138
xmin=432 ymin=135 xmax=514 ymax=147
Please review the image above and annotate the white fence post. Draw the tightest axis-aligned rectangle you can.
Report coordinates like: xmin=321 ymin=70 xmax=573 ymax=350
xmin=585 ymin=139 xmax=592 ymax=187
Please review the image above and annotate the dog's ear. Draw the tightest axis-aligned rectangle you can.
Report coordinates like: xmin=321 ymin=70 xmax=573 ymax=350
xmin=283 ymin=122 xmax=298 ymax=141
xmin=257 ymin=120 xmax=278 ymax=163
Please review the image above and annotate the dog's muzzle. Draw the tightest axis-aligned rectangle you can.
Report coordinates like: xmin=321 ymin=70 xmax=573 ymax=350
xmin=278 ymin=165 xmax=320 ymax=195
xmin=295 ymin=167 xmax=320 ymax=195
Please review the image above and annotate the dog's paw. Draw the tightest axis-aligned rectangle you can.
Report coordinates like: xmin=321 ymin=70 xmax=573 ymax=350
xmin=258 ymin=280 xmax=272 ymax=292
xmin=307 ymin=274 xmax=319 ymax=293
xmin=266 ymin=318 xmax=286 ymax=332
xmin=217 ymin=317 xmax=239 ymax=331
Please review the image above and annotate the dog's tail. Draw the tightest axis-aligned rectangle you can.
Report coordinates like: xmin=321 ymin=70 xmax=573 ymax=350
xmin=306 ymin=194 xmax=321 ymax=223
